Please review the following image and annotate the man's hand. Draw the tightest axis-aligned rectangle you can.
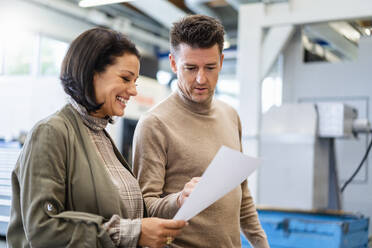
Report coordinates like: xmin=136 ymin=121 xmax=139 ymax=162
xmin=138 ymin=218 xmax=187 ymax=248
xmin=177 ymin=177 xmax=201 ymax=207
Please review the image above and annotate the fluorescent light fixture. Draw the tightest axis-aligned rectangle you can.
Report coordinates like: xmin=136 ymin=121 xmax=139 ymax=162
xmin=329 ymin=21 xmax=361 ymax=43
xmin=223 ymin=40 xmax=230 ymax=50
xmin=79 ymin=0 xmax=133 ymax=8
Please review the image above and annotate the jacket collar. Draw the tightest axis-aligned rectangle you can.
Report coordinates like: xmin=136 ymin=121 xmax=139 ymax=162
xmin=59 ymin=104 xmax=138 ymax=216
xmin=69 ymin=98 xmax=109 ymax=131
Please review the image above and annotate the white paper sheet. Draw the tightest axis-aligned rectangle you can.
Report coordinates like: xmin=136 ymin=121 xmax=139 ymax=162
xmin=173 ymin=145 xmax=261 ymax=221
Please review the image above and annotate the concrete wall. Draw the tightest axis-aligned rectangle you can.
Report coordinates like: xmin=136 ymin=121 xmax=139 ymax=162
xmin=282 ymin=29 xmax=372 ymax=233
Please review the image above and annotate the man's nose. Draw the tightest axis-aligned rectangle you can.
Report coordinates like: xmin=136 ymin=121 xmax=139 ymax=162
xmin=196 ymin=69 xmax=207 ymax=84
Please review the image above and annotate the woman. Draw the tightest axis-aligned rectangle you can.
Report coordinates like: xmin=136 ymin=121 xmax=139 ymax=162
xmin=6 ymin=27 xmax=197 ymax=248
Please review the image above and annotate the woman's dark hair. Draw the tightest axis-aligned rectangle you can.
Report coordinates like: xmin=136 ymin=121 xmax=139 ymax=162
xmin=60 ymin=27 xmax=140 ymax=112
xmin=170 ymin=14 xmax=225 ymax=56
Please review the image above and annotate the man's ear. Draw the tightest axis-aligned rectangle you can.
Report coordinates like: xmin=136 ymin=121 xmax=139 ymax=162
xmin=219 ymin=53 xmax=224 ymax=72
xmin=169 ymin=53 xmax=178 ymax=74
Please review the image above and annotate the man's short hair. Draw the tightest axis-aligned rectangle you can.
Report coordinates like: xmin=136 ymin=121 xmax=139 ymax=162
xmin=60 ymin=27 xmax=140 ymax=113
xmin=170 ymin=14 xmax=225 ymax=55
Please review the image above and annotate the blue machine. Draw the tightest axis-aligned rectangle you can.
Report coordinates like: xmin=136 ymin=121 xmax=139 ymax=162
xmin=0 ymin=141 xmax=21 ymax=236
xmin=241 ymin=209 xmax=369 ymax=248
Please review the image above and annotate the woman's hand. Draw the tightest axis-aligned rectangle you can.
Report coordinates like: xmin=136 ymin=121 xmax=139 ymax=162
xmin=177 ymin=177 xmax=201 ymax=207
xmin=138 ymin=218 xmax=187 ymax=248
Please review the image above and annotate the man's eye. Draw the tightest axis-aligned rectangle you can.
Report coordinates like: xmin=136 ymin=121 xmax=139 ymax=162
xmin=185 ymin=67 xmax=196 ymax=71
xmin=207 ymin=67 xmax=216 ymax=70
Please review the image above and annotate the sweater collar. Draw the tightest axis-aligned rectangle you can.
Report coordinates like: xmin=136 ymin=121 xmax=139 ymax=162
xmin=175 ymin=87 xmax=214 ymax=115
xmin=69 ymin=98 xmax=110 ymax=131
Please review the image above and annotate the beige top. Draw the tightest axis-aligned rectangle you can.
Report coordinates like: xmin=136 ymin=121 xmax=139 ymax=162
xmin=133 ymin=90 xmax=269 ymax=248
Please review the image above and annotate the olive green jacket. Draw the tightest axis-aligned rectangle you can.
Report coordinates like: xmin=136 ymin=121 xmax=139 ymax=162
xmin=7 ymin=104 xmax=144 ymax=248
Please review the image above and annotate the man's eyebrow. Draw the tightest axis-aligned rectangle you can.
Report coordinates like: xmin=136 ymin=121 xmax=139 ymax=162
xmin=184 ymin=63 xmax=217 ymax=66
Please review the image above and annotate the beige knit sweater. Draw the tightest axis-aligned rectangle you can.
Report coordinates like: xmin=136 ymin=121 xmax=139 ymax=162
xmin=133 ymin=90 xmax=269 ymax=248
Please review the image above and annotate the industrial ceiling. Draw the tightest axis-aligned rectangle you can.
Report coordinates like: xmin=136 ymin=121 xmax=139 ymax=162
xmin=29 ymin=0 xmax=372 ymax=62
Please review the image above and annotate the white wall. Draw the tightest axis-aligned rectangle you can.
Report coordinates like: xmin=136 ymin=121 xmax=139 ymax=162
xmin=0 ymin=77 xmax=67 ymax=139
xmin=283 ymin=30 xmax=372 ymax=233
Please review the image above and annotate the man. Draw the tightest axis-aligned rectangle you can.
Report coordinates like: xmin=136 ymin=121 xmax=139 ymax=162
xmin=133 ymin=15 xmax=269 ymax=248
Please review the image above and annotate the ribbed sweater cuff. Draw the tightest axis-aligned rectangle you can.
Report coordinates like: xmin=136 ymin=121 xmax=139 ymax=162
xmin=166 ymin=192 xmax=182 ymax=218
xmin=252 ymin=238 xmax=270 ymax=248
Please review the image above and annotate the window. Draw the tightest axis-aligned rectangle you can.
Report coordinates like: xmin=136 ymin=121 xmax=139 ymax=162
xmin=156 ymin=70 xmax=172 ymax=85
xmin=3 ymin=31 xmax=34 ymax=75
xmin=217 ymin=77 xmax=239 ymax=96
xmin=261 ymin=56 xmax=283 ymax=113
xmin=0 ymin=37 xmax=3 ymax=75
xmin=216 ymin=76 xmax=239 ymax=109
xmin=261 ymin=76 xmax=282 ymax=113
xmin=39 ymin=36 xmax=68 ymax=76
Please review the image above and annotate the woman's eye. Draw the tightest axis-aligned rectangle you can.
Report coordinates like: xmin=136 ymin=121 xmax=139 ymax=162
xmin=121 ymin=77 xmax=130 ymax=82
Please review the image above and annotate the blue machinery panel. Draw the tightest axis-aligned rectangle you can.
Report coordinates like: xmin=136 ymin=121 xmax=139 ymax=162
xmin=241 ymin=209 xmax=369 ymax=248
xmin=0 ymin=141 xmax=21 ymax=236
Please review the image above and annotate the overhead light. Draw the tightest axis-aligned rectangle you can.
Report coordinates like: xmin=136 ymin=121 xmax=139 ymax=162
xmin=365 ymin=28 xmax=371 ymax=36
xmin=79 ymin=0 xmax=134 ymax=8
xmin=329 ymin=21 xmax=361 ymax=43
xmin=223 ymin=40 xmax=231 ymax=50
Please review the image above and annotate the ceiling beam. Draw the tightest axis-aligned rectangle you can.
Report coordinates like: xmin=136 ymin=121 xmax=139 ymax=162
xmin=261 ymin=25 xmax=294 ymax=79
xmin=304 ymin=23 xmax=358 ymax=61
xmin=184 ymin=0 xmax=220 ymax=19
xmin=225 ymin=0 xmax=248 ymax=10
xmin=259 ymin=0 xmax=372 ymax=27
xmin=26 ymin=0 xmax=170 ymax=51
xmin=129 ymin=0 xmax=187 ymax=29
